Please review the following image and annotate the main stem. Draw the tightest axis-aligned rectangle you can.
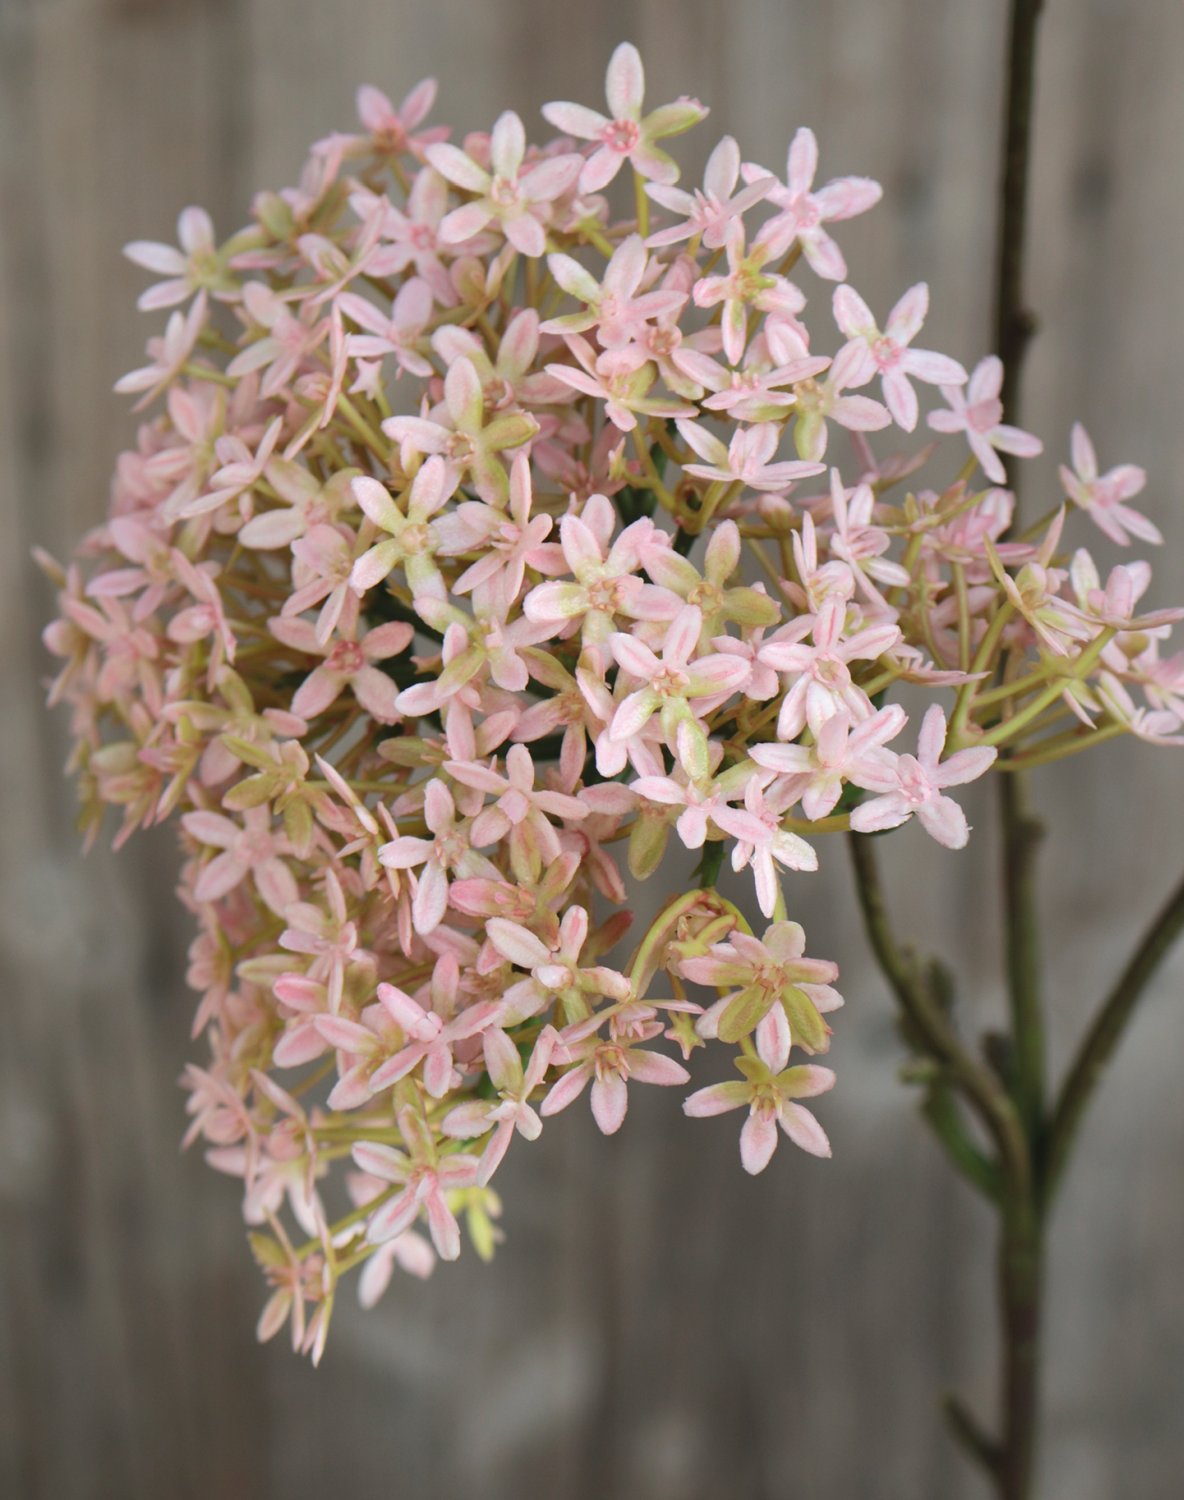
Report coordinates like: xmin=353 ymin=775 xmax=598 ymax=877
xmin=991 ymin=1 xmax=1048 ymax=1495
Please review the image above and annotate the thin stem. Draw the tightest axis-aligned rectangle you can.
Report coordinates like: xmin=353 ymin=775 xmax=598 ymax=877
xmin=949 ymin=602 xmax=1015 ymax=743
xmin=991 ymin=2 xmax=1048 ymax=1495
xmin=923 ymin=1084 xmax=1003 ymax=1201
xmin=994 ymin=720 xmax=1126 ymax=772
xmin=633 ymin=169 xmax=650 ymax=239
xmin=999 ymin=772 xmax=1045 ymax=1137
xmin=846 ymin=833 xmax=1027 ymax=1184
xmin=994 ymin=0 xmax=1046 ymax=439
xmin=1043 ymin=869 xmax=1184 ymax=1207
xmin=977 ymin=631 xmax=1115 ymax=748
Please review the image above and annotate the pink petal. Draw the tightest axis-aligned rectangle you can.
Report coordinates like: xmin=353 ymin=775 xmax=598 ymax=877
xmin=424 ymin=142 xmax=489 ymax=193
xmin=486 ymin=918 xmax=551 ymax=969
xmin=786 ymin=127 xmax=818 ymax=196
xmin=917 ymin=794 xmax=970 ymax=850
xmin=683 ymin=1081 xmax=749 ymax=1117
xmin=423 ymin=1189 xmax=462 ymax=1261
xmin=541 ymin=101 xmax=608 ymax=142
xmin=291 ymin=668 xmax=345 ymax=720
xmin=590 ymin=1072 xmax=629 ymax=1134
xmin=627 ymin=1051 xmax=690 ymax=1086
xmin=740 ymin=1111 xmax=779 ymax=1174
xmin=439 ymin=202 xmax=495 ymax=245
xmin=605 ymin=41 xmax=645 ymax=121
xmin=779 ymin=1103 xmax=832 ymax=1157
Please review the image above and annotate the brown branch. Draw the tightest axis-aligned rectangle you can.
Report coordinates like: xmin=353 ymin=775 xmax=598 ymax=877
xmin=994 ymin=0 xmax=1046 ymax=437
xmin=991 ymin=5 xmax=1049 ymax=1497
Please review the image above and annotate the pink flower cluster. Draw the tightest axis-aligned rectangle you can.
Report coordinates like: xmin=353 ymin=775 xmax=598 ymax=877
xmin=41 ymin=44 xmax=1183 ymax=1360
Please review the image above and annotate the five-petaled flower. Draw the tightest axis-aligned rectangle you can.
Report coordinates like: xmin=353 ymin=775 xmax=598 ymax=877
xmin=850 ymin=704 xmax=997 ymax=848
xmin=1059 ymin=422 xmax=1161 ymax=548
xmin=928 ymin=355 xmax=1042 ymax=484
xmin=542 ymin=42 xmax=707 ymax=193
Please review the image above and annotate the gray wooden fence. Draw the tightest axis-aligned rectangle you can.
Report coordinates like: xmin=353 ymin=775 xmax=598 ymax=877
xmin=2 ymin=1 xmax=1183 ymax=1496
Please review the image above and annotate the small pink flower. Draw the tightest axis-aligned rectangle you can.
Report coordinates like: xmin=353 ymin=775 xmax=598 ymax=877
xmin=442 ymin=1028 xmax=559 ymax=1183
xmin=928 ymin=355 xmax=1042 ymax=484
xmin=646 ymin=135 xmax=775 ymax=249
xmin=379 ymin=776 xmax=496 ymax=935
xmin=124 ymin=208 xmax=238 ymax=310
xmin=1059 ymin=422 xmax=1161 ymax=547
xmin=344 ymin=77 xmax=446 ymax=159
xmin=351 ymin=1108 xmax=480 ymax=1261
xmin=747 ymin=126 xmax=882 ymax=279
xmin=850 ymin=704 xmax=997 ymax=848
xmin=350 ymin=455 xmax=457 ymax=599
xmin=114 ymin=291 xmax=208 ymax=410
xmin=426 ymin=112 xmax=582 ymax=257
xmin=711 ymin=780 xmax=819 ymax=919
xmin=684 ymin=1059 xmax=836 ymax=1173
xmin=691 ymin=225 xmax=804 ymax=364
xmin=227 ymin=282 xmax=329 ymax=399
xmin=542 ymin=42 xmax=707 ymax=193
xmin=337 ymin=276 xmax=435 ymax=378
xmin=761 ymin=594 xmax=900 ymax=741
xmin=182 ymin=804 xmax=296 ymax=913
xmin=545 ymin=333 xmax=693 ymax=432
xmin=278 ymin=870 xmax=368 ymax=1014
xmin=677 ymin=418 xmax=825 ymax=492
xmin=826 ymin=469 xmax=911 ymax=606
xmin=607 ymin=604 xmax=750 ymax=761
xmin=792 ymin=342 xmax=891 ymax=461
xmin=540 ymin=1020 xmax=689 ymax=1135
xmin=268 ymin=614 xmax=412 ymax=723
xmin=523 ymin=499 xmax=670 ymax=641
xmin=751 ymin=703 xmax=907 ymax=820
xmin=446 ymin=743 xmax=589 ymax=866
xmin=542 ymin=235 xmax=686 ymax=348
xmin=368 ymin=959 xmax=502 ymax=1099
xmin=832 ymin=282 xmax=966 ymax=432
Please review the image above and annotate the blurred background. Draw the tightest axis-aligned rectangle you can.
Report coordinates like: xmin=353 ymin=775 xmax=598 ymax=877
xmin=3 ymin=1 xmax=1184 ymax=1496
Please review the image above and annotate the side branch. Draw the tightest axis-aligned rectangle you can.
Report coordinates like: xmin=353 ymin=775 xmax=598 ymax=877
xmin=1043 ymin=868 xmax=1184 ymax=1206
xmin=847 ymin=832 xmax=1027 ymax=1187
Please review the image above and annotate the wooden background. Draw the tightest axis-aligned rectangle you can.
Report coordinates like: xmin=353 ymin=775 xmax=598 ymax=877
xmin=3 ymin=1 xmax=1183 ymax=1495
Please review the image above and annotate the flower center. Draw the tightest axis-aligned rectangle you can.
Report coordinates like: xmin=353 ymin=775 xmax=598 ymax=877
xmin=872 ymin=335 xmax=902 ymax=370
xmin=647 ymin=325 xmax=680 ymax=356
xmin=654 ymin=665 xmax=690 ymax=698
xmin=401 ymin=521 xmax=430 ymax=555
xmin=968 ymin=398 xmax=1003 ymax=434
xmin=328 ymin=641 xmax=365 ymax=675
xmin=896 ymin=754 xmax=931 ymax=803
xmin=602 ymin=119 xmax=640 ymax=154
xmin=490 ymin=175 xmax=521 ymax=208
xmin=688 ymin=580 xmax=722 ymax=612
xmin=812 ymin=654 xmax=850 ymax=689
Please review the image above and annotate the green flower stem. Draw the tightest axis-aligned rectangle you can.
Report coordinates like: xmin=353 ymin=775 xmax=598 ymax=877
xmin=948 ymin=602 xmax=1016 ymax=743
xmin=993 ymin=720 xmax=1126 ymax=772
xmin=336 ymin=393 xmax=391 ymax=460
xmin=976 ymin=631 xmax=1115 ymax=749
xmin=846 ymin=832 xmax=1028 ymax=1187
